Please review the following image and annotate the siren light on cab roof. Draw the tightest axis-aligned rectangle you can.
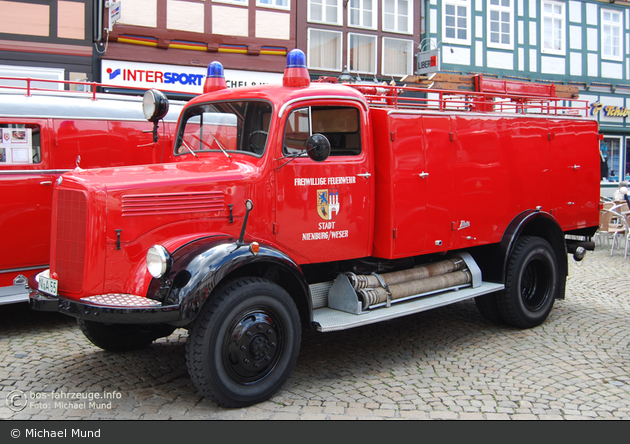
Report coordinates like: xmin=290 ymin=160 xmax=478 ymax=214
xmin=202 ymin=48 xmax=311 ymax=94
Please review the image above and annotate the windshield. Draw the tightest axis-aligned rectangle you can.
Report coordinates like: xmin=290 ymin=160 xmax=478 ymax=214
xmin=175 ymin=100 xmax=272 ymax=157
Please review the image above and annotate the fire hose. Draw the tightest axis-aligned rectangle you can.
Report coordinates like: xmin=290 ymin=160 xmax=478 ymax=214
xmin=344 ymin=257 xmax=471 ymax=310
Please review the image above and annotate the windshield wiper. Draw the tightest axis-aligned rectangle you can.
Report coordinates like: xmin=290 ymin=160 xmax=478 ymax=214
xmin=191 ymin=133 xmax=231 ymax=159
xmin=181 ymin=139 xmax=199 ymax=157
xmin=274 ymin=148 xmax=307 ymax=170
xmin=207 ymin=132 xmax=231 ymax=159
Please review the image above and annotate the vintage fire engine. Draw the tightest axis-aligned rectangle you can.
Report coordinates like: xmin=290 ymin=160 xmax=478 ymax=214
xmin=0 ymin=81 xmax=183 ymax=304
xmin=30 ymin=50 xmax=600 ymax=407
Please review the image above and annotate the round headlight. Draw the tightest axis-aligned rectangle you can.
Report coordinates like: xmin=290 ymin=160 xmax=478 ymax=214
xmin=143 ymin=89 xmax=169 ymax=122
xmin=146 ymin=245 xmax=171 ymax=278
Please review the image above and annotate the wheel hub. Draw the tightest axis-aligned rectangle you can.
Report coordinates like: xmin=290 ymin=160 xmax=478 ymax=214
xmin=249 ymin=335 xmax=270 ymax=359
xmin=224 ymin=310 xmax=282 ymax=383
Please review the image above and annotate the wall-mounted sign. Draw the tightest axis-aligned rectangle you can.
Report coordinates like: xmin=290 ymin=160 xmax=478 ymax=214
xmin=415 ymin=49 xmax=440 ymax=75
xmin=101 ymin=60 xmax=283 ymax=94
xmin=591 ymin=102 xmax=630 ymax=118
xmin=107 ymin=1 xmax=121 ymax=31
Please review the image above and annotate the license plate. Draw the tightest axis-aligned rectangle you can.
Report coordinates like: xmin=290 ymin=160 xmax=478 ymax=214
xmin=39 ymin=275 xmax=58 ymax=296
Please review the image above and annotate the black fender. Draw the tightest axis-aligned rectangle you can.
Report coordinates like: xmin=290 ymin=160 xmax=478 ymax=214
xmin=466 ymin=209 xmax=568 ymax=299
xmin=147 ymin=237 xmax=310 ymax=326
xmin=500 ymin=209 xmax=568 ymax=300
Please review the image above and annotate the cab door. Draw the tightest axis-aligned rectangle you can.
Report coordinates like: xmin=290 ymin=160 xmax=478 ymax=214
xmin=274 ymin=104 xmax=373 ymax=263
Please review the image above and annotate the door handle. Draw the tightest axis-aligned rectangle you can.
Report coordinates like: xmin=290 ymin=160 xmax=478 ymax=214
xmin=416 ymin=172 xmax=429 ymax=179
xmin=40 ymin=181 xmax=53 ymax=185
xmin=357 ymin=172 xmax=371 ymax=178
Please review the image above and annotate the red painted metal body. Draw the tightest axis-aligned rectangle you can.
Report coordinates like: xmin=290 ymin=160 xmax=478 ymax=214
xmin=0 ymin=83 xmax=182 ymax=302
xmin=43 ymin=79 xmax=600 ymax=306
xmin=26 ymin=57 xmax=603 ymax=407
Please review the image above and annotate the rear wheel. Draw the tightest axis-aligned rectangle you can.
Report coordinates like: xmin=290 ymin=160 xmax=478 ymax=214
xmin=498 ymin=236 xmax=558 ymax=329
xmin=77 ymin=319 xmax=175 ymax=352
xmin=186 ymin=277 xmax=301 ymax=408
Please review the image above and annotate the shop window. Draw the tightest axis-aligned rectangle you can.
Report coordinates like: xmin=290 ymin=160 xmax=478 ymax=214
xmin=600 ymin=137 xmax=621 ymax=182
xmin=0 ymin=124 xmax=41 ymax=164
xmin=625 ymin=138 xmax=630 ymax=181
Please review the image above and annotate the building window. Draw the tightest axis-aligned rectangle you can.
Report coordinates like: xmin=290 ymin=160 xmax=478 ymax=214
xmin=214 ymin=0 xmax=248 ymax=5
xmin=309 ymin=0 xmax=341 ymax=25
xmin=602 ymin=9 xmax=622 ymax=61
xmin=541 ymin=1 xmax=564 ymax=55
xmin=257 ymin=0 xmax=289 ymax=9
xmin=349 ymin=0 xmax=376 ymax=30
xmin=383 ymin=0 xmax=412 ymax=34
xmin=487 ymin=0 xmax=512 ymax=49
xmin=308 ymin=28 xmax=343 ymax=71
xmin=442 ymin=0 xmax=470 ymax=45
xmin=601 ymin=137 xmax=621 ymax=182
xmin=382 ymin=37 xmax=413 ymax=77
xmin=348 ymin=33 xmax=377 ymax=74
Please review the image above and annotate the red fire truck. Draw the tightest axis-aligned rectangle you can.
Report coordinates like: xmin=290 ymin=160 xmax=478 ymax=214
xmin=30 ymin=50 xmax=600 ymax=407
xmin=0 ymin=81 xmax=183 ymax=304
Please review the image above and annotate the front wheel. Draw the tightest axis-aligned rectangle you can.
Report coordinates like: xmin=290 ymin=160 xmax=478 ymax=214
xmin=186 ymin=277 xmax=301 ymax=408
xmin=498 ymin=236 xmax=558 ymax=329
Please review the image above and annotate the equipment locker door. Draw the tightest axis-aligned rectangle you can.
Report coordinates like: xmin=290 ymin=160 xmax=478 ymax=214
xmin=274 ymin=104 xmax=373 ymax=263
xmin=549 ymin=120 xmax=600 ymax=230
xmin=0 ymin=120 xmax=53 ymax=287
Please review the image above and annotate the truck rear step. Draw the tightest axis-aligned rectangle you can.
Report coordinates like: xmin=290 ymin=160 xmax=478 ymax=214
xmin=310 ymin=252 xmax=504 ymax=332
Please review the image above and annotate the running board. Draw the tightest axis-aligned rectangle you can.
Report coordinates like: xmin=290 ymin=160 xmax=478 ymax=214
xmin=312 ymin=281 xmax=503 ymax=332
xmin=310 ymin=252 xmax=504 ymax=332
xmin=0 ymin=275 xmax=29 ymax=305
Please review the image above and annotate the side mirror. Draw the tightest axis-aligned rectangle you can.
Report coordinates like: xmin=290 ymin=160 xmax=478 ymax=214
xmin=305 ymin=133 xmax=331 ymax=162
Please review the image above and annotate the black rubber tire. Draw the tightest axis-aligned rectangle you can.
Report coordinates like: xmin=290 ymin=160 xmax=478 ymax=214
xmin=474 ymin=292 xmax=504 ymax=324
xmin=185 ymin=277 xmax=301 ymax=408
xmin=77 ymin=319 xmax=175 ymax=352
xmin=498 ymin=236 xmax=558 ymax=329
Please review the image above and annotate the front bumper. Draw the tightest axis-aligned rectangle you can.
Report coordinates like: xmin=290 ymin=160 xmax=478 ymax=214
xmin=29 ymin=290 xmax=180 ymax=324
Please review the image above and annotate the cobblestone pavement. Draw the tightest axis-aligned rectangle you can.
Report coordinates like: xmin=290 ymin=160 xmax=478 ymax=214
xmin=1 ymin=244 xmax=629 ymax=420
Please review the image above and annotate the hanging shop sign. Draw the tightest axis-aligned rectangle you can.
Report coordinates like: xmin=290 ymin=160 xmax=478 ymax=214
xmin=415 ymin=49 xmax=440 ymax=76
xmin=591 ymin=102 xmax=630 ymax=118
xmin=101 ymin=60 xmax=283 ymax=94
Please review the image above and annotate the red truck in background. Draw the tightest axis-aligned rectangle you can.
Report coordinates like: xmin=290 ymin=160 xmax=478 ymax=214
xmin=30 ymin=50 xmax=601 ymax=407
xmin=0 ymin=81 xmax=183 ymax=304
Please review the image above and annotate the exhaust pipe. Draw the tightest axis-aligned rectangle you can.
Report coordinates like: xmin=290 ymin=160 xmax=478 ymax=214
xmin=567 ymin=241 xmax=595 ymax=262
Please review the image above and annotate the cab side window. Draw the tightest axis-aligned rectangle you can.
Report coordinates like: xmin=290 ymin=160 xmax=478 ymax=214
xmin=0 ymin=123 xmax=41 ymax=164
xmin=283 ymin=106 xmax=361 ymax=157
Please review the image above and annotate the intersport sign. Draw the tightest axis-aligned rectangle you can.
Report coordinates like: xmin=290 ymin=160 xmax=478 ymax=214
xmin=101 ymin=60 xmax=282 ymax=94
